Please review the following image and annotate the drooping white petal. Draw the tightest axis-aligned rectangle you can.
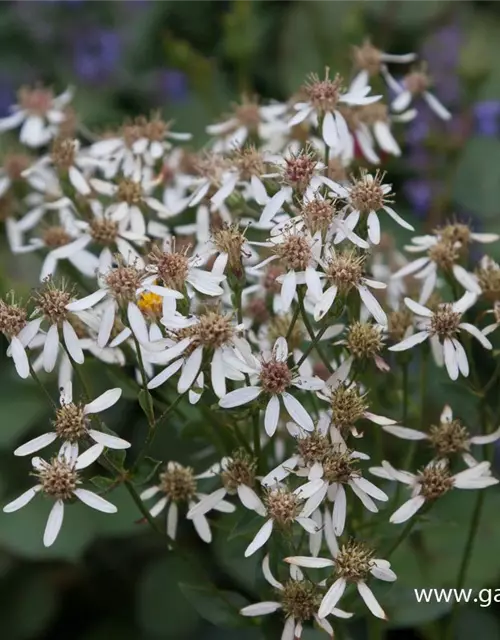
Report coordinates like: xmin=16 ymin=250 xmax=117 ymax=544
xmin=66 ymin=288 xmax=107 ymax=311
xmin=322 ymin=112 xmax=339 ymax=148
xmin=263 ymin=554 xmax=284 ymax=589
xmin=43 ymin=324 xmax=60 ymax=372
xmin=318 ymin=578 xmax=347 ymax=618
xmin=282 ymin=392 xmax=314 ymax=431
xmin=459 ymin=323 xmax=493 ymax=350
xmin=62 ymin=320 xmax=84 ymax=364
xmin=264 ymin=395 xmax=281 ymax=437
xmin=84 ymin=388 xmax=122 ymax=414
xmin=367 ymin=211 xmax=381 ymax=245
xmin=357 ymin=581 xmax=387 ymax=619
xmin=238 ymin=485 xmax=266 ymax=516
xmin=244 ymin=518 xmax=274 ymax=557
xmin=390 ymin=495 xmax=426 ymax=524
xmin=219 ymin=386 xmax=262 ymax=408
xmin=314 ymin=285 xmax=338 ymax=321
xmin=382 ymin=425 xmax=427 ymax=441
xmin=392 ymin=257 xmax=430 ymax=279
xmin=443 ymin=338 xmax=459 ymax=381
xmin=281 ymin=270 xmax=297 ymax=312
xmin=127 ymin=302 xmax=150 ymax=345
xmin=358 ymin=285 xmax=387 ymax=326
xmin=74 ymin=443 xmax=105 ymax=469
xmin=14 ymin=432 xmax=57 ymax=456
xmin=186 ymin=488 xmax=227 ymax=519
xmin=3 ymin=485 xmax=41 ymax=512
xmin=383 ymin=205 xmax=414 ymax=231
xmin=404 ymin=297 xmax=433 ymax=317
xmin=10 ymin=336 xmax=30 ymax=379
xmin=88 ymin=429 xmax=130 ymax=450
xmin=389 ymin=330 xmax=429 ymax=352
xmin=178 ymin=346 xmax=203 ymax=393
xmin=240 ymin=601 xmax=282 ymax=617
xmin=332 ymin=484 xmax=347 ymax=535
xmin=43 ymin=500 xmax=65 ymax=547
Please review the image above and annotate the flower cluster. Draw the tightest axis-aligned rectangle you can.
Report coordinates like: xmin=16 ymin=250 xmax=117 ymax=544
xmin=1 ymin=41 xmax=499 ymax=638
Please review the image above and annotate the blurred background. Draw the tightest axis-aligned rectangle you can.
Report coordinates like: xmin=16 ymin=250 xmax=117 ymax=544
xmin=1 ymin=1 xmax=500 ymax=639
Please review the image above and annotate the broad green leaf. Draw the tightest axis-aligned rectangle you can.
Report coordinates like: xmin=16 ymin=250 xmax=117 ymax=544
xmin=131 ymin=456 xmax=162 ymax=486
xmin=179 ymin=583 xmax=249 ymax=628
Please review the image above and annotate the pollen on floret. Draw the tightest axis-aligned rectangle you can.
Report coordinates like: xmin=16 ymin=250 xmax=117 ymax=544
xmin=33 ymin=279 xmax=73 ymax=325
xmin=349 ymin=169 xmax=392 ymax=214
xmin=418 ymin=462 xmax=454 ymax=500
xmin=335 ymin=540 xmax=375 ymax=582
xmin=264 ymin=486 xmax=301 ymax=527
xmin=259 ymin=358 xmax=292 ymax=395
xmin=280 ymin=580 xmax=322 ymax=622
xmin=54 ymin=403 xmax=88 ymax=441
xmin=105 ymin=263 xmax=144 ymax=302
xmin=36 ymin=457 xmax=79 ymax=500
xmin=302 ymin=197 xmax=339 ymax=235
xmin=283 ymin=150 xmax=318 ymax=192
xmin=429 ymin=305 xmax=461 ymax=340
xmin=322 ymin=446 xmax=359 ymax=484
xmin=137 ymin=291 xmax=163 ymax=319
xmin=42 ymin=226 xmax=72 ymax=249
xmin=274 ymin=233 xmax=312 ymax=272
xmin=476 ymin=257 xmax=500 ymax=301
xmin=117 ymin=178 xmax=143 ymax=205
xmin=159 ymin=462 xmax=197 ymax=503
xmin=296 ymin=430 xmax=332 ymax=465
xmin=147 ymin=243 xmax=190 ymax=292
xmin=303 ymin=68 xmax=344 ymax=114
xmin=211 ymin=224 xmax=248 ymax=274
xmin=403 ymin=68 xmax=431 ymax=96
xmin=0 ymin=295 xmax=27 ymax=338
xmin=428 ymin=239 xmax=460 ymax=270
xmin=330 ymin=383 xmax=368 ymax=431
xmin=352 ymin=40 xmax=384 ymax=75
xmin=51 ymin=137 xmax=77 ymax=171
xmin=324 ymin=251 xmax=365 ymax=292
xmin=221 ymin=451 xmax=257 ymax=493
xmin=89 ymin=218 xmax=119 ymax=246
xmin=231 ymin=146 xmax=266 ymax=179
xmin=387 ymin=308 xmax=414 ymax=343
xmin=428 ymin=418 xmax=470 ymax=456
xmin=346 ymin=322 xmax=384 ymax=359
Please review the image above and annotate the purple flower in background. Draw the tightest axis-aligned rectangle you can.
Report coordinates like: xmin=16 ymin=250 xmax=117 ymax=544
xmin=473 ymin=101 xmax=500 ymax=137
xmin=403 ymin=179 xmax=437 ymax=217
xmin=0 ymin=76 xmax=16 ymax=117
xmin=158 ymin=69 xmax=189 ymax=103
xmin=72 ymin=28 xmax=121 ymax=85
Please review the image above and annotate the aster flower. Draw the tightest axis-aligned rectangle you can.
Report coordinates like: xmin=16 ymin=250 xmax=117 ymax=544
xmin=382 ymin=404 xmax=500 ymax=465
xmin=0 ymin=295 xmax=43 ymax=379
xmin=483 ymin=301 xmax=500 ymax=337
xmin=307 ymin=248 xmax=387 ymax=325
xmin=289 ymin=68 xmax=381 ymax=153
xmin=3 ymin=446 xmax=117 ymax=548
xmin=388 ymin=293 xmax=492 ymax=381
xmin=243 ymin=482 xmax=322 ymax=557
xmin=147 ymin=310 xmax=251 ymax=398
xmin=186 ymin=452 xmax=266 ymax=519
xmin=13 ymin=381 xmax=128 ymax=458
xmin=140 ymin=461 xmax=235 ymax=543
xmin=370 ymin=459 xmax=499 ymax=524
xmin=0 ymin=86 xmax=73 ymax=147
xmin=240 ymin=555 xmax=352 ymax=639
xmin=286 ymin=540 xmax=397 ymax=619
xmin=351 ymin=40 xmax=417 ymax=92
xmin=391 ymin=68 xmax=452 ymax=121
xmin=219 ymin=336 xmax=323 ymax=433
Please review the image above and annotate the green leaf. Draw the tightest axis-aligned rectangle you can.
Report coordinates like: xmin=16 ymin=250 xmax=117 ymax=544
xmin=131 ymin=456 xmax=162 ymax=486
xmin=179 ymin=583 xmax=249 ymax=628
xmin=90 ymin=475 xmax=121 ymax=493
xmin=455 ymin=607 xmax=500 ymax=640
xmin=0 ymin=374 xmax=50 ymax=449
xmin=138 ymin=389 xmax=155 ymax=423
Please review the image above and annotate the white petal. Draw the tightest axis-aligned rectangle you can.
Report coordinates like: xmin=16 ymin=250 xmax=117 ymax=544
xmin=281 ymin=270 xmax=297 ymax=312
xmin=263 ymin=554 xmax=284 ymax=589
xmin=367 ymin=211 xmax=381 ymax=245
xmin=285 ymin=556 xmax=334 ymax=569
xmin=404 ymin=297 xmax=433 ymax=317
xmin=74 ymin=443 xmax=105 ymax=469
xmin=62 ymin=320 xmax=84 ymax=364
xmin=390 ymin=495 xmax=426 ymax=524
xmin=423 ymin=91 xmax=451 ymax=121
xmin=127 ymin=302 xmax=150 ymax=344
xmin=281 ymin=616 xmax=295 ymax=640
xmin=452 ymin=265 xmax=481 ymax=295
xmin=382 ymin=426 xmax=427 ymax=441
xmin=219 ymin=385 xmax=262 ymax=408
xmin=452 ymin=339 xmax=469 ymax=377
xmin=260 ymin=189 xmax=288 ymax=225
xmin=14 ymin=432 xmax=57 ymax=456
xmin=178 ymin=346 xmax=203 ymax=393
xmin=314 ymin=285 xmax=338 ymax=321
xmin=392 ymin=257 xmax=430 ymax=279
xmin=296 ymin=517 xmax=319 ymax=534
xmin=389 ymin=330 xmax=429 ymax=352
xmin=265 ymin=395 xmax=281 ymax=437
xmin=470 ymin=426 xmax=500 ymax=445
xmin=140 ymin=485 xmax=160 ymax=501
xmin=357 ymin=582 xmax=387 ymax=619
xmin=3 ymin=486 xmax=41 ymax=512
xmin=187 ymin=488 xmax=227 ymax=519
xmin=74 ymin=488 xmax=117 ymax=513
xmin=282 ymin=392 xmax=314 ymax=431
xmin=273 ymin=336 xmax=289 ymax=362
xmin=459 ymin=323 xmax=493 ymax=350
xmin=10 ymin=336 xmax=30 ymax=379
xmin=318 ymin=578 xmax=346 ymax=618
xmin=383 ymin=205 xmax=414 ymax=231
xmin=238 ymin=485 xmax=266 ymax=516
xmin=352 ymin=477 xmax=388 ymax=502
xmin=69 ymin=166 xmax=90 ymax=195
xmin=43 ymin=324 xmax=60 ymax=373
xmin=244 ymin=519 xmax=274 ymax=557
xmin=240 ymin=601 xmax=282 ymax=616
xmin=66 ymin=288 xmax=107 ymax=311
xmin=43 ymin=500 xmax=65 ymax=547
xmin=88 ymin=429 xmax=130 ymax=449
xmin=358 ymin=285 xmax=387 ymax=325
xmin=443 ymin=338 xmax=459 ymax=381
xmin=84 ymin=388 xmax=122 ymax=414
xmin=332 ymin=484 xmax=347 ymax=535
xmin=322 ymin=112 xmax=339 ymax=148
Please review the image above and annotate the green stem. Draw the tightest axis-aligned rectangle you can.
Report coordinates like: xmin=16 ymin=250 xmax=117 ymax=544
xmin=297 ymin=291 xmax=333 ymax=373
xmin=131 ymin=334 xmax=155 ymax=425
xmin=368 ymin=618 xmax=383 ymax=640
xmin=124 ymin=479 xmax=164 ymax=535
xmin=296 ymin=323 xmax=329 ymax=369
xmin=384 ymin=517 xmax=418 ymax=559
xmin=252 ymin=408 xmax=261 ymax=466
xmin=29 ymin=362 xmax=56 ymax=408
xmin=402 ymin=362 xmax=409 ymax=426
xmin=285 ymin=302 xmax=301 ymax=342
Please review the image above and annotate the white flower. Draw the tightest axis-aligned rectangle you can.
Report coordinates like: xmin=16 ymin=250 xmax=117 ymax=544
xmin=306 ymin=248 xmax=388 ymax=325
xmin=3 ymin=446 xmax=117 ymax=547
xmin=0 ymin=297 xmax=43 ymax=379
xmin=0 ymin=86 xmax=73 ymax=147
xmin=391 ymin=69 xmax=451 ymax=121
xmin=243 ymin=482 xmax=322 ymax=557
xmin=382 ymin=404 xmax=500 ymax=465
xmin=370 ymin=459 xmax=499 ymax=524
xmin=289 ymin=69 xmax=381 ymax=153
xmin=14 ymin=381 xmax=128 ymax=458
xmin=147 ymin=311 xmax=251 ymax=398
xmin=219 ymin=337 xmax=323 ymax=434
xmin=239 ymin=555 xmax=352 ymax=639
xmin=140 ymin=461 xmax=235 ymax=544
xmin=285 ymin=543 xmax=396 ymax=620
xmin=388 ymin=293 xmax=492 ymax=381
xmin=351 ymin=40 xmax=417 ymax=92
xmin=186 ymin=455 xmax=266 ymax=519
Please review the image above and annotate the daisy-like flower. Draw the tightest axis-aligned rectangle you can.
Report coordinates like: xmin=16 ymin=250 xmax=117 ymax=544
xmin=370 ymin=459 xmax=499 ymax=524
xmin=65 ymin=261 xmax=182 ymax=349
xmin=289 ymin=68 xmax=381 ymax=152
xmin=186 ymin=452 xmax=266 ymax=519
xmin=0 ymin=85 xmax=73 ymax=147
xmin=88 ymin=114 xmax=191 ymax=178
xmin=339 ymin=170 xmax=414 ymax=246
xmin=243 ymin=482 xmax=322 ymax=557
xmin=147 ymin=309 xmax=251 ymax=398
xmin=31 ymin=279 xmax=88 ymax=373
xmin=240 ymin=555 xmax=352 ymax=639
xmin=382 ymin=404 xmax=500 ymax=465
xmin=476 ymin=256 xmax=500 ymax=306
xmin=3 ymin=446 xmax=117 ymax=548
xmin=350 ymin=40 xmax=417 ymax=93
xmin=13 ymin=381 xmax=129 ymax=458
xmin=219 ymin=336 xmax=324 ymax=434
xmin=392 ymin=225 xmax=498 ymax=304
xmin=0 ymin=294 xmax=42 ymax=379
xmin=140 ymin=461 xmax=235 ymax=543
xmin=483 ymin=301 xmax=500 ymax=337
xmin=307 ymin=248 xmax=388 ymax=325
xmin=391 ymin=68 xmax=452 ymax=121
xmin=0 ymin=151 xmax=33 ymax=199
xmin=286 ymin=540 xmax=397 ymax=620
xmin=388 ymin=293 xmax=492 ymax=381
xmin=144 ymin=240 xmax=226 ymax=298
xmin=207 ymin=95 xmax=288 ymax=153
